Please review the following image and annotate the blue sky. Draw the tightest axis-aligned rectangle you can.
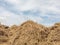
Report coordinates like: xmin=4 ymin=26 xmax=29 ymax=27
xmin=0 ymin=0 xmax=60 ymax=26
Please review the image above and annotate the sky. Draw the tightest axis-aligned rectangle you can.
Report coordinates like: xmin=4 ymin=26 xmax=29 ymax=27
xmin=0 ymin=0 xmax=60 ymax=26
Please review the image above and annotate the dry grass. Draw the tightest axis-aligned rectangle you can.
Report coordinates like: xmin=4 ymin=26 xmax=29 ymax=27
xmin=0 ymin=20 xmax=60 ymax=45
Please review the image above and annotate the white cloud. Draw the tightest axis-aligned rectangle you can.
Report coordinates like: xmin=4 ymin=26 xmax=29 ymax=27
xmin=0 ymin=6 xmax=25 ymax=26
xmin=43 ymin=23 xmax=54 ymax=27
xmin=0 ymin=6 xmax=43 ymax=26
xmin=0 ymin=16 xmax=4 ymax=19
xmin=0 ymin=0 xmax=60 ymax=26
xmin=4 ymin=0 xmax=60 ymax=13
xmin=4 ymin=0 xmax=60 ymax=17
xmin=4 ymin=0 xmax=20 ymax=5
xmin=26 ymin=15 xmax=43 ymax=22
xmin=6 ymin=0 xmax=60 ymax=11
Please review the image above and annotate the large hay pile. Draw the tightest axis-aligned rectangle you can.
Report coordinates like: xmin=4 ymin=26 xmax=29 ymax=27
xmin=0 ymin=21 xmax=60 ymax=45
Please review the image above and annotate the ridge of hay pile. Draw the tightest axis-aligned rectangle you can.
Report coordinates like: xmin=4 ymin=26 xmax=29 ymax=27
xmin=0 ymin=20 xmax=60 ymax=45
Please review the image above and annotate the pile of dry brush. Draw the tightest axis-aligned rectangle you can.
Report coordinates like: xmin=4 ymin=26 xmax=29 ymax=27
xmin=0 ymin=20 xmax=60 ymax=45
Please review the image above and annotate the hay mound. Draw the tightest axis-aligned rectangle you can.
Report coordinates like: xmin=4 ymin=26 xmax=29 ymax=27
xmin=0 ymin=21 xmax=60 ymax=45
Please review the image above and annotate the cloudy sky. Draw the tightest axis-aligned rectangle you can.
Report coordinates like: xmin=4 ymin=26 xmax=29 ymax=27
xmin=0 ymin=0 xmax=60 ymax=26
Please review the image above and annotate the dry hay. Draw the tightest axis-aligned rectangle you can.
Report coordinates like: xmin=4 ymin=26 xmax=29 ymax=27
xmin=0 ymin=21 xmax=60 ymax=45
